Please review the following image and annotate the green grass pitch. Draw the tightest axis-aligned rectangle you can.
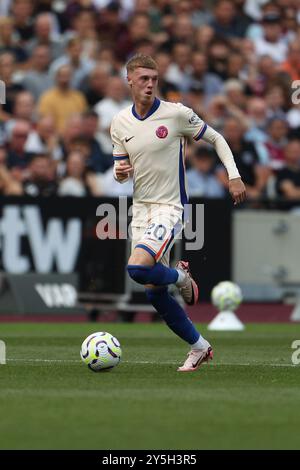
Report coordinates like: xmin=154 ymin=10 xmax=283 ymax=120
xmin=0 ymin=322 xmax=299 ymax=450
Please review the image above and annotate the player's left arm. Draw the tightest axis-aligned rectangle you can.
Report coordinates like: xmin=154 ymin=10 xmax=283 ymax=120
xmin=177 ymin=103 xmax=246 ymax=205
xmin=201 ymin=126 xmax=246 ymax=205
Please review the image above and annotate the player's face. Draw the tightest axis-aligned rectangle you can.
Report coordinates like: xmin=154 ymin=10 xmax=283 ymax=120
xmin=128 ymin=67 xmax=159 ymax=105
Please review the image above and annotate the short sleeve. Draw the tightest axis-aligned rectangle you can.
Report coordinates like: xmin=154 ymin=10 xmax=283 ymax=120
xmin=177 ymin=103 xmax=207 ymax=141
xmin=110 ymin=116 xmax=129 ymax=162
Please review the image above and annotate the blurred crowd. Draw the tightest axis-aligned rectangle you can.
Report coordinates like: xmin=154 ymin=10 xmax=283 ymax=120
xmin=0 ymin=0 xmax=300 ymax=202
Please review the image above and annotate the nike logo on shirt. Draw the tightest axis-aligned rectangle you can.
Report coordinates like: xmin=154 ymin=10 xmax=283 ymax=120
xmin=125 ymin=136 xmax=134 ymax=142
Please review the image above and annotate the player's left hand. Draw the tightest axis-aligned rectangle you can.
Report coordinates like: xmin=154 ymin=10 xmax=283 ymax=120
xmin=229 ymin=177 xmax=246 ymax=205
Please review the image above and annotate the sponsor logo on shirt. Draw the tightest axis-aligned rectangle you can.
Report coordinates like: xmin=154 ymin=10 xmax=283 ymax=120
xmin=189 ymin=112 xmax=201 ymax=125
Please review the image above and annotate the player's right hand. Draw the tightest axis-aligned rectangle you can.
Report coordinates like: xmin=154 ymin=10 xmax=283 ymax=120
xmin=115 ymin=161 xmax=134 ymax=181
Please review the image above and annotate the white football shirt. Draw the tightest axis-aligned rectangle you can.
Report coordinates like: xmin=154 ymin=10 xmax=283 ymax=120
xmin=110 ymin=97 xmax=207 ymax=209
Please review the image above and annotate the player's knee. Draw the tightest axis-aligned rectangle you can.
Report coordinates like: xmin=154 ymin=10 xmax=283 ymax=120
xmin=128 ymin=247 xmax=155 ymax=266
xmin=127 ymin=264 xmax=152 ymax=284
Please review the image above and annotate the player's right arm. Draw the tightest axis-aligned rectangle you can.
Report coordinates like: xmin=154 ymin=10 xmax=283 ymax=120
xmin=110 ymin=116 xmax=133 ymax=184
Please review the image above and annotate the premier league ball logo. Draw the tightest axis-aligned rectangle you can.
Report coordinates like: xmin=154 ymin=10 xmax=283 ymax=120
xmin=156 ymin=126 xmax=168 ymax=139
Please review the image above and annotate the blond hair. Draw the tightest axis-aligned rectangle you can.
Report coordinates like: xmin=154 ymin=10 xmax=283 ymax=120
xmin=126 ymin=54 xmax=158 ymax=74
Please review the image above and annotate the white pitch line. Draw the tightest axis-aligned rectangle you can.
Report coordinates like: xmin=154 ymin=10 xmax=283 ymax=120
xmin=5 ymin=359 xmax=297 ymax=367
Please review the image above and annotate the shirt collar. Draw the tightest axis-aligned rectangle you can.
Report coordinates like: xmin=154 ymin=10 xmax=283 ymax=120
xmin=131 ymin=97 xmax=161 ymax=121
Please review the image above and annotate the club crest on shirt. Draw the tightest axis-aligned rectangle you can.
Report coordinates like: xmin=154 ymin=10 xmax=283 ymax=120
xmin=156 ymin=126 xmax=168 ymax=139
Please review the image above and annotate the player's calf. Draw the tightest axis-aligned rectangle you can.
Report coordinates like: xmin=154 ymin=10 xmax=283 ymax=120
xmin=175 ymin=261 xmax=199 ymax=305
xmin=127 ymin=262 xmax=179 ymax=286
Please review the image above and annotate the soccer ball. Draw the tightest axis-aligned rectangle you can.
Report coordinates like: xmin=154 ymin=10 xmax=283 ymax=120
xmin=80 ymin=332 xmax=122 ymax=372
xmin=211 ymin=281 xmax=242 ymax=312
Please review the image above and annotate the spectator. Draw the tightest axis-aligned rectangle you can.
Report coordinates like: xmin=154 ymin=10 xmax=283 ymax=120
xmin=155 ymin=50 xmax=180 ymax=102
xmin=69 ymin=8 xmax=98 ymax=58
xmin=79 ymin=63 xmax=112 ymax=107
xmin=223 ymin=79 xmax=248 ymax=116
xmin=194 ymin=25 xmax=215 ymax=54
xmin=210 ymin=0 xmax=246 ymax=39
xmin=184 ymin=86 xmax=206 ymax=120
xmin=205 ymin=95 xmax=229 ymax=131
xmin=244 ymin=97 xmax=269 ymax=162
xmin=67 ymin=136 xmax=92 ymax=159
xmin=38 ymin=64 xmax=88 ymax=133
xmin=0 ymin=52 xmax=25 ymax=119
xmin=265 ymin=84 xmax=289 ymax=119
xmin=187 ymin=147 xmax=225 ymax=198
xmin=94 ymin=76 xmax=131 ymax=152
xmin=95 ymin=45 xmax=119 ymax=73
xmin=134 ymin=37 xmax=157 ymax=58
xmin=205 ymin=81 xmax=249 ymax=129
xmin=50 ymin=36 xmax=95 ymax=89
xmin=134 ymin=0 xmax=166 ymax=35
xmin=217 ymin=117 xmax=269 ymax=198
xmin=281 ymin=6 xmax=298 ymax=43
xmin=25 ymin=115 xmax=63 ymax=161
xmin=34 ymin=1 xmax=62 ymax=32
xmin=63 ymin=2 xmax=97 ymax=31
xmin=60 ymin=114 xmax=84 ymax=158
xmin=246 ymin=1 xmax=282 ymax=40
xmin=253 ymin=12 xmax=288 ymax=63
xmin=249 ymin=54 xmax=277 ymax=96
xmin=275 ymin=139 xmax=300 ymax=199
xmin=11 ymin=0 xmax=34 ymax=43
xmin=11 ymin=90 xmax=35 ymax=122
xmin=116 ymin=12 xmax=151 ymax=61
xmin=190 ymin=0 xmax=213 ymax=28
xmin=264 ymin=117 xmax=289 ymax=169
xmin=22 ymin=44 xmax=53 ymax=101
xmin=25 ymin=12 xmax=64 ymax=60
xmin=97 ymin=1 xmax=127 ymax=45
xmin=189 ymin=51 xmax=224 ymax=104
xmin=281 ymin=40 xmax=300 ymax=81
xmin=81 ymin=110 xmax=112 ymax=173
xmin=0 ymin=16 xmax=28 ymax=62
xmin=6 ymin=120 xmax=32 ymax=179
xmin=226 ymin=51 xmax=247 ymax=81
xmin=245 ymin=97 xmax=268 ymax=143
xmin=5 ymin=90 xmax=36 ymax=136
xmin=58 ymin=150 xmax=100 ymax=196
xmin=207 ymin=38 xmax=231 ymax=81
xmin=165 ymin=42 xmax=193 ymax=92
xmin=23 ymin=153 xmax=58 ymax=196
xmin=233 ymin=0 xmax=253 ymax=34
xmin=244 ymin=0 xmax=273 ymax=22
xmin=0 ymin=145 xmax=23 ymax=195
xmin=171 ymin=14 xmax=195 ymax=45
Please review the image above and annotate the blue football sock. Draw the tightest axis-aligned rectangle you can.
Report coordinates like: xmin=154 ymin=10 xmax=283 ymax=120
xmin=127 ymin=263 xmax=179 ymax=286
xmin=145 ymin=287 xmax=200 ymax=344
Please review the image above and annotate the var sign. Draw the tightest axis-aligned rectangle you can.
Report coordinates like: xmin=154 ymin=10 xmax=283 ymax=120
xmin=35 ymin=283 xmax=77 ymax=308
xmin=0 ymin=273 xmax=84 ymax=314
